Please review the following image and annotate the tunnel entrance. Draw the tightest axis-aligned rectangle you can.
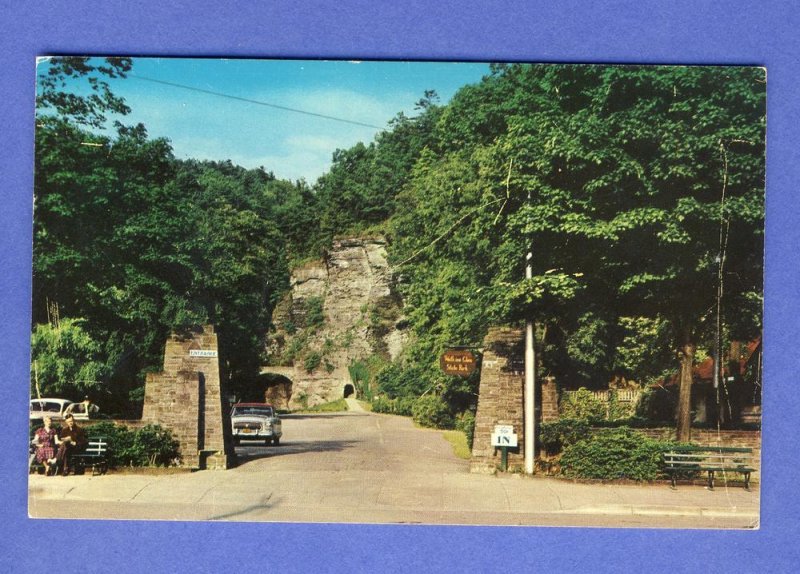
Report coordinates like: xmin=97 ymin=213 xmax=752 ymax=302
xmin=255 ymin=373 xmax=293 ymax=410
xmin=343 ymin=383 xmax=355 ymax=399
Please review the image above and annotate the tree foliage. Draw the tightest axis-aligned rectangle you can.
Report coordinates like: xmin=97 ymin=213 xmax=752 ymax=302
xmin=30 ymin=318 xmax=110 ymax=398
xmin=385 ymin=65 xmax=764 ymax=419
xmin=32 ymin=58 xmax=293 ymax=411
xmin=33 ymin=59 xmax=765 ymax=434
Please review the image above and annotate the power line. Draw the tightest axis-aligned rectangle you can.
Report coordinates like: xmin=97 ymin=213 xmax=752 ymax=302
xmin=128 ymin=73 xmax=386 ymax=130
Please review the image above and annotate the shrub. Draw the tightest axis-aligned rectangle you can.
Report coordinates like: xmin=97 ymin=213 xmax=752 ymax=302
xmin=636 ymin=386 xmax=677 ymax=421
xmin=608 ymin=390 xmax=637 ymax=420
xmin=559 ymin=387 xmax=606 ymax=421
xmin=370 ymin=395 xmax=415 ymax=416
xmin=559 ymin=427 xmax=678 ymax=481
xmin=305 ymin=296 xmax=325 ymax=330
xmin=84 ymin=422 xmax=179 ymax=467
xmin=374 ymin=363 xmax=430 ymax=399
xmin=538 ymin=418 xmax=590 ymax=455
xmin=131 ymin=425 xmax=180 ymax=466
xmin=412 ymin=395 xmax=454 ymax=429
xmin=304 ymin=352 xmax=322 ymax=373
xmin=281 ymin=332 xmax=308 ymax=364
xmin=296 ymin=399 xmax=348 ymax=413
xmin=371 ymin=396 xmax=393 ymax=414
xmin=455 ymin=411 xmax=476 ymax=450
xmin=395 ymin=396 xmax=415 ymax=416
xmin=349 ymin=360 xmax=372 ymax=401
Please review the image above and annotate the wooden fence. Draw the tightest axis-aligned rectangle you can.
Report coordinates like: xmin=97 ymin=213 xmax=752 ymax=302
xmin=561 ymin=389 xmax=642 ymax=404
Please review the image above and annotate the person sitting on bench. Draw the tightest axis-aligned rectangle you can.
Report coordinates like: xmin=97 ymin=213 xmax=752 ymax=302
xmin=32 ymin=416 xmax=58 ymax=475
xmin=54 ymin=414 xmax=87 ymax=476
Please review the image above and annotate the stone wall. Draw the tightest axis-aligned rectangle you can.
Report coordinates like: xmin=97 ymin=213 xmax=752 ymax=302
xmin=141 ymin=325 xmax=234 ymax=469
xmin=470 ymin=327 xmax=527 ymax=474
xmin=541 ymin=376 xmax=559 ymax=423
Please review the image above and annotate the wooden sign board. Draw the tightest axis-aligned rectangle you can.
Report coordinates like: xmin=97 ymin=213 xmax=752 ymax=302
xmin=439 ymin=349 xmax=477 ymax=376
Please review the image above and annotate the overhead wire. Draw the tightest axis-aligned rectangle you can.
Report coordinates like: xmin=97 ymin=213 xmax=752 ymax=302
xmin=127 ymin=73 xmax=386 ymax=130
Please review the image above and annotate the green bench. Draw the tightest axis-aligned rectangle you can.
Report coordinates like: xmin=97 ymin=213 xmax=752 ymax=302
xmin=30 ymin=436 xmax=110 ymax=476
xmin=69 ymin=437 xmax=110 ymax=476
xmin=663 ymin=446 xmax=755 ymax=490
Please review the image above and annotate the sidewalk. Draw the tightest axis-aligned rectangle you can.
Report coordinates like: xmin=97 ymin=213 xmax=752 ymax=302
xmin=28 ymin=468 xmax=759 ymax=527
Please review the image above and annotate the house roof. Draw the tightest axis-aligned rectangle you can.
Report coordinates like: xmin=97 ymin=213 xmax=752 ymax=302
xmin=661 ymin=338 xmax=761 ymax=387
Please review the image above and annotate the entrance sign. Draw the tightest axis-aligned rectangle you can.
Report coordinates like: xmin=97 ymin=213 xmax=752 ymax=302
xmin=189 ymin=349 xmax=218 ymax=358
xmin=439 ymin=349 xmax=477 ymax=376
xmin=491 ymin=424 xmax=518 ymax=447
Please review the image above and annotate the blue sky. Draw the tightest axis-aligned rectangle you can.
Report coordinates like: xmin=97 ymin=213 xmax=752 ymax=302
xmin=38 ymin=58 xmax=490 ymax=183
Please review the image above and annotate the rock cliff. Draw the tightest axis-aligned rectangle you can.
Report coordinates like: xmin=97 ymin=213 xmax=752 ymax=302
xmin=263 ymin=237 xmax=407 ymax=408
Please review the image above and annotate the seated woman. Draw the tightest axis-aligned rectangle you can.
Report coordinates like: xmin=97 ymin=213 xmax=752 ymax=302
xmin=32 ymin=416 xmax=58 ymax=475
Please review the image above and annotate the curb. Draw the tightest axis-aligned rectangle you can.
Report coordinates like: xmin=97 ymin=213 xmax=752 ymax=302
xmin=564 ymin=504 xmax=759 ymax=518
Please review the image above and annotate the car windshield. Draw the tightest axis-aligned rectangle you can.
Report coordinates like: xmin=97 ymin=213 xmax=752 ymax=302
xmin=232 ymin=406 xmax=273 ymax=417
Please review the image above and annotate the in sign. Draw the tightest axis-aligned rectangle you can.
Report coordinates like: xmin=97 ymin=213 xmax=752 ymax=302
xmin=491 ymin=433 xmax=518 ymax=447
xmin=491 ymin=425 xmax=518 ymax=447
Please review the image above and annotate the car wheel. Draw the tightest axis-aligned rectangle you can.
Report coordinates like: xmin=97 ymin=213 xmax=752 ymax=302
xmin=265 ymin=438 xmax=271 ymax=446
xmin=273 ymin=437 xmax=280 ymax=446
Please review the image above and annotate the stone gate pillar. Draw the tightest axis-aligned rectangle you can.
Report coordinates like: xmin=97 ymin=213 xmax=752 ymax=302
xmin=541 ymin=376 xmax=559 ymax=422
xmin=470 ymin=327 xmax=526 ymax=473
xmin=142 ymin=325 xmax=235 ymax=469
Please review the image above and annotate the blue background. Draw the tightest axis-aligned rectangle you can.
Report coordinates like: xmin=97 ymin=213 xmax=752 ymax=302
xmin=2 ymin=2 xmax=798 ymax=572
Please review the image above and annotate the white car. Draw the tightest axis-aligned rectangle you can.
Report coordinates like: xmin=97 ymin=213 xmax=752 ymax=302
xmin=30 ymin=398 xmax=74 ymax=421
xmin=30 ymin=398 xmax=98 ymax=421
xmin=230 ymin=403 xmax=282 ymax=445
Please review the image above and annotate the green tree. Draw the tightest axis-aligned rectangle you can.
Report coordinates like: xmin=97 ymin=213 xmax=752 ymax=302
xmin=387 ymin=65 xmax=764 ymax=436
xmin=33 ymin=59 xmax=294 ymax=409
xmin=37 ymin=56 xmax=132 ymax=128
xmin=30 ymin=318 xmax=111 ymax=398
xmin=313 ymin=93 xmax=443 ymax=245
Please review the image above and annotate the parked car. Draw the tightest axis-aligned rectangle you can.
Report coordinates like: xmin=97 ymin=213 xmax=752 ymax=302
xmin=64 ymin=400 xmax=100 ymax=420
xmin=230 ymin=403 xmax=282 ymax=445
xmin=30 ymin=398 xmax=74 ymax=421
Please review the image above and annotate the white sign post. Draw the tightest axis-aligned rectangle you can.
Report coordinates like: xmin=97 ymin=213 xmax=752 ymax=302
xmin=491 ymin=425 xmax=518 ymax=471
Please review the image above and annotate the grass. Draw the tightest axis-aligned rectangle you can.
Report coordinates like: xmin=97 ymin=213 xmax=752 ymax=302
xmin=357 ymin=400 xmax=373 ymax=412
xmin=443 ymin=430 xmax=471 ymax=460
xmin=294 ymin=399 xmax=349 ymax=413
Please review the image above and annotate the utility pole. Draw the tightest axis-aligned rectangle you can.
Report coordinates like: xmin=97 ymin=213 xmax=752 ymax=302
xmin=524 ymin=252 xmax=535 ymax=474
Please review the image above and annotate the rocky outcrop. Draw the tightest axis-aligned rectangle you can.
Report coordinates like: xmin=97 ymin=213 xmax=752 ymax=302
xmin=263 ymin=237 xmax=408 ymax=408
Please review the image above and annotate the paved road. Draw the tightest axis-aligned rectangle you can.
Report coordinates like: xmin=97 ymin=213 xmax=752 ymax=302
xmin=28 ymin=409 xmax=759 ymax=528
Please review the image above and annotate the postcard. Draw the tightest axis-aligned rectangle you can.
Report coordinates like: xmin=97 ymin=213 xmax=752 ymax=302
xmin=28 ymin=58 xmax=763 ymax=528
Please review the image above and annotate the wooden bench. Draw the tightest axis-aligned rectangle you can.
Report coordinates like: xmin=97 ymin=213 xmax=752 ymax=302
xmin=68 ymin=437 xmax=110 ymax=476
xmin=663 ymin=446 xmax=754 ymax=490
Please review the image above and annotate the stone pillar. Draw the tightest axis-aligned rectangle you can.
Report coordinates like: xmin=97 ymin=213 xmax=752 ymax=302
xmin=142 ymin=325 xmax=235 ymax=469
xmin=470 ymin=327 xmax=526 ymax=473
xmin=541 ymin=376 xmax=559 ymax=422
xmin=142 ymin=370 xmax=202 ymax=467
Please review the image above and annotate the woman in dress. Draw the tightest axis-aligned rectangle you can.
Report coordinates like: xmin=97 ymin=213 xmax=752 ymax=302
xmin=33 ymin=416 xmax=57 ymax=475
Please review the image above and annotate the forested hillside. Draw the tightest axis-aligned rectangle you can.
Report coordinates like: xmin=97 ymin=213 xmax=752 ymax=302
xmin=32 ymin=59 xmax=765 ymax=431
